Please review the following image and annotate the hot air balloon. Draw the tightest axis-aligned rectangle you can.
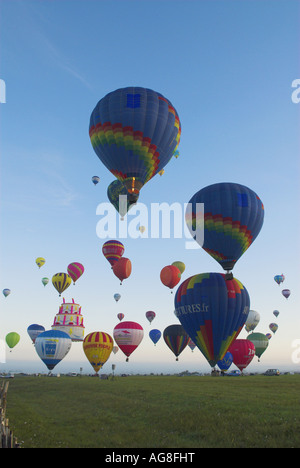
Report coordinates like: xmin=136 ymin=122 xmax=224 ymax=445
xmin=185 ymin=183 xmax=264 ymax=273
xmin=114 ymin=293 xmax=121 ymax=303
xmin=228 ymin=339 xmax=256 ymax=373
xmin=83 ymin=332 xmax=114 ymax=374
xmin=112 ymin=257 xmax=132 ymax=285
xmin=113 ymin=321 xmax=144 ymax=362
xmin=52 ymin=273 xmax=72 ymax=296
xmin=112 ymin=346 xmax=119 ymax=354
xmin=174 ymin=273 xmax=250 ymax=368
xmin=247 ymin=332 xmax=269 ymax=361
xmin=2 ymin=289 xmax=11 ymax=298
xmin=67 ymin=262 xmax=85 ymax=285
xmin=42 ymin=277 xmax=49 ymax=287
xmin=158 ymin=169 xmax=165 ymax=176
xmin=35 ymin=330 xmax=72 ymax=371
xmin=160 ymin=265 xmax=181 ymax=292
xmin=89 ymin=87 xmax=181 ymax=203
xmin=282 ymin=289 xmax=291 ymax=299
xmin=107 ymin=180 xmax=135 ymax=220
xmin=188 ymin=339 xmax=197 ymax=352
xmin=274 ymin=274 xmax=285 ymax=285
xmin=266 ymin=333 xmax=272 ymax=340
xmin=27 ymin=324 xmax=45 ymax=344
xmin=273 ymin=310 xmax=280 ymax=318
xmin=171 ymin=261 xmax=185 ymax=274
xmin=245 ymin=310 xmax=260 ymax=333
xmin=5 ymin=332 xmax=20 ymax=351
xmin=92 ymin=176 xmax=100 ymax=185
xmin=102 ymin=240 xmax=125 ymax=267
xmin=145 ymin=311 xmax=156 ymax=324
xmin=163 ymin=324 xmax=189 ymax=361
xmin=117 ymin=313 xmax=125 ymax=321
xmin=139 ymin=226 xmax=146 ymax=234
xmin=217 ymin=352 xmax=233 ymax=372
xmin=269 ymin=323 xmax=278 ymax=334
xmin=149 ymin=329 xmax=161 ymax=346
xmin=36 ymin=257 xmax=45 ymax=268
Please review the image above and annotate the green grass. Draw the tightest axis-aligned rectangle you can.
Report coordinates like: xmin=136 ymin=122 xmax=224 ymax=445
xmin=3 ymin=374 xmax=300 ymax=448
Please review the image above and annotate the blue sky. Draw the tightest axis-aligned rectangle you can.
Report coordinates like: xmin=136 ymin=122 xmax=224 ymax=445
xmin=0 ymin=0 xmax=299 ymax=375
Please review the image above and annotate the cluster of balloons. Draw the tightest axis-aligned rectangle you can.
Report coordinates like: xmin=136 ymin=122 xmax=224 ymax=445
xmin=102 ymin=240 xmax=132 ymax=285
xmin=52 ymin=262 xmax=85 ymax=296
xmin=274 ymin=273 xmax=291 ymax=300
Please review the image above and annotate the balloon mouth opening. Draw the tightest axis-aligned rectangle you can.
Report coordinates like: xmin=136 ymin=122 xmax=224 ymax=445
xmin=123 ymin=178 xmax=143 ymax=202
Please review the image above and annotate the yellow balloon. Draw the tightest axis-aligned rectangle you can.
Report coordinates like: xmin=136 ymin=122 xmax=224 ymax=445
xmin=171 ymin=261 xmax=185 ymax=274
xmin=83 ymin=332 xmax=114 ymax=373
xmin=52 ymin=273 xmax=72 ymax=296
xmin=36 ymin=257 xmax=46 ymax=268
xmin=139 ymin=226 xmax=146 ymax=234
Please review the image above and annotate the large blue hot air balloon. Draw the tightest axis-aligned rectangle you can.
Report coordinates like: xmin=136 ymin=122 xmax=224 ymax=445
xmin=149 ymin=329 xmax=161 ymax=346
xmin=174 ymin=273 xmax=250 ymax=368
xmin=34 ymin=330 xmax=72 ymax=371
xmin=185 ymin=183 xmax=264 ymax=272
xmin=89 ymin=87 xmax=181 ymax=202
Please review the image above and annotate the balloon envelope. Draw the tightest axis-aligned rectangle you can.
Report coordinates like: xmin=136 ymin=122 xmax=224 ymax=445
xmin=245 ymin=310 xmax=260 ymax=333
xmin=67 ymin=262 xmax=85 ymax=284
xmin=107 ymin=180 xmax=134 ymax=219
xmin=42 ymin=277 xmax=49 ymax=287
xmin=273 ymin=310 xmax=280 ymax=318
xmin=112 ymin=257 xmax=132 ymax=284
xmin=163 ymin=324 xmax=190 ymax=360
xmin=114 ymin=293 xmax=121 ymax=302
xmin=89 ymin=87 xmax=181 ymax=201
xmin=3 ymin=288 xmax=11 ymax=297
xmin=228 ymin=339 xmax=256 ymax=372
xmin=247 ymin=332 xmax=269 ymax=360
xmin=52 ymin=273 xmax=72 ymax=296
xmin=274 ymin=274 xmax=284 ymax=285
xmin=113 ymin=321 xmax=143 ymax=361
xmin=35 ymin=330 xmax=72 ymax=370
xmin=102 ymin=240 xmax=125 ymax=267
xmin=27 ymin=324 xmax=45 ymax=344
xmin=174 ymin=272 xmax=250 ymax=367
xmin=36 ymin=257 xmax=45 ymax=268
xmin=92 ymin=176 xmax=100 ymax=185
xmin=6 ymin=332 xmax=20 ymax=349
xmin=160 ymin=265 xmax=181 ymax=290
xmin=217 ymin=352 xmax=233 ymax=371
xmin=149 ymin=329 xmax=161 ymax=345
xmin=185 ymin=183 xmax=264 ymax=271
xmin=83 ymin=332 xmax=114 ymax=373
xmin=117 ymin=313 xmax=125 ymax=321
xmin=145 ymin=311 xmax=156 ymax=324
xmin=282 ymin=289 xmax=291 ymax=299
xmin=269 ymin=323 xmax=278 ymax=334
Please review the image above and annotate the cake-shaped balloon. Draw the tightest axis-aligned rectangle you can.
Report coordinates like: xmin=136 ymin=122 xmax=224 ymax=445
xmin=51 ymin=298 xmax=85 ymax=342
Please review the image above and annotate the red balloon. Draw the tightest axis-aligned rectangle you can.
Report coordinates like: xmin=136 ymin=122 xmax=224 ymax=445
xmin=113 ymin=321 xmax=144 ymax=361
xmin=228 ymin=339 xmax=256 ymax=372
xmin=113 ymin=257 xmax=132 ymax=284
xmin=160 ymin=265 xmax=181 ymax=290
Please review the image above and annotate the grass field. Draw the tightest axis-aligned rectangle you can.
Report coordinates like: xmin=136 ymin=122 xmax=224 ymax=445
xmin=3 ymin=374 xmax=300 ymax=448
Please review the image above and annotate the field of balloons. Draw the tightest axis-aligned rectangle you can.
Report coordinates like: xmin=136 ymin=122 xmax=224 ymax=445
xmin=1 ymin=88 xmax=293 ymax=376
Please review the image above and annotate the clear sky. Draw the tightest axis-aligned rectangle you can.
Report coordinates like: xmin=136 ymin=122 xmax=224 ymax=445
xmin=0 ymin=0 xmax=299 ymax=375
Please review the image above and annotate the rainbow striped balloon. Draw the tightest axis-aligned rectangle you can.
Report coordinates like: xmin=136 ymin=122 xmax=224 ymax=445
xmin=174 ymin=273 xmax=250 ymax=368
